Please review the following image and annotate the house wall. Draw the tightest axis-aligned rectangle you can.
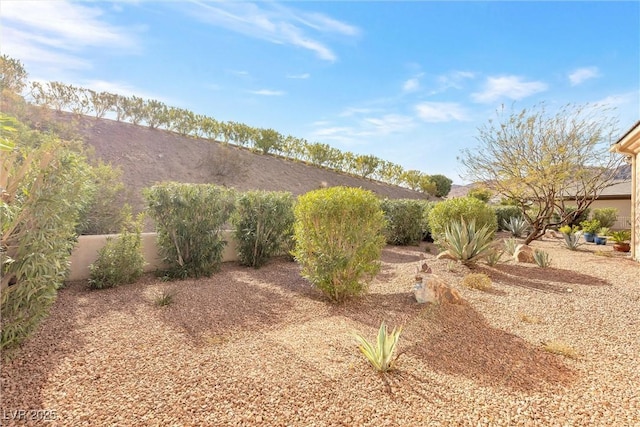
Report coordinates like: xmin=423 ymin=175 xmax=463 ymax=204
xmin=588 ymin=199 xmax=632 ymax=230
xmin=634 ymin=156 xmax=639 ymax=261
xmin=68 ymin=231 xmax=239 ymax=281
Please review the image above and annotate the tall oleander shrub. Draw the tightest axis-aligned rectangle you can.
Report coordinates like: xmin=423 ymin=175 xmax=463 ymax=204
xmin=144 ymin=183 xmax=236 ymax=278
xmin=1 ymin=116 xmax=94 ymax=350
xmin=231 ymin=190 xmax=295 ymax=268
xmin=292 ymin=187 xmax=386 ymax=302
xmin=380 ymin=199 xmax=424 ymax=245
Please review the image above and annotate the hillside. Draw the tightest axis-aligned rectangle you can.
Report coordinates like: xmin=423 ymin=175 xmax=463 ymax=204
xmin=53 ymin=112 xmax=433 ymax=212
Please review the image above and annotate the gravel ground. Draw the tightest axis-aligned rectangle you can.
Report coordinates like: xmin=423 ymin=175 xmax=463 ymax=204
xmin=1 ymin=235 xmax=638 ymax=426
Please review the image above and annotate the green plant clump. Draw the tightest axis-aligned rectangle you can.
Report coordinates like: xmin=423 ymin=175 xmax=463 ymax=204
xmin=144 ymin=183 xmax=236 ymax=278
xmin=579 ymin=219 xmax=601 ymax=234
xmin=353 ymin=321 xmax=403 ymax=372
xmin=380 ymin=198 xmax=424 ymax=245
xmin=442 ymin=218 xmax=495 ymax=265
xmin=592 ymin=208 xmax=618 ymax=229
xmin=610 ymin=230 xmax=631 ymax=243
xmin=559 ymin=225 xmax=582 ymax=250
xmin=428 ymin=196 xmax=497 ymax=243
xmin=292 ymin=186 xmax=386 ymax=302
xmin=495 ymin=205 xmax=522 ymax=230
xmin=503 ymin=237 xmax=519 ymax=256
xmin=88 ymin=214 xmax=145 ymax=289
xmin=232 ymin=190 xmax=295 ymax=268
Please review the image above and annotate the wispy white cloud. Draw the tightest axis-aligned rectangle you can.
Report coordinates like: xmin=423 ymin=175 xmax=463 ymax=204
xmin=568 ymin=67 xmax=600 ymax=86
xmin=363 ymin=114 xmax=415 ymax=134
xmin=403 ymin=77 xmax=421 ymax=93
xmin=471 ymin=75 xmax=548 ymax=103
xmin=247 ymin=89 xmax=286 ymax=96
xmin=1 ymin=1 xmax=140 ymax=72
xmin=339 ymin=107 xmax=380 ymax=117
xmin=187 ymin=1 xmax=359 ymax=62
xmin=415 ymin=102 xmax=468 ymax=122
xmin=431 ymin=70 xmax=476 ymax=94
xmin=286 ymin=73 xmax=311 ymax=79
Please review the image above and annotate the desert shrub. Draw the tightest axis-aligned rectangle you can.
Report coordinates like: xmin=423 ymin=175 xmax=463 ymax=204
xmin=77 ymin=161 xmax=129 ymax=235
xmin=88 ymin=213 xmax=145 ymax=289
xmin=442 ymin=219 xmax=495 ymax=265
xmin=592 ymin=208 xmax=617 ymax=229
xmin=419 ymin=200 xmax=436 ymax=240
xmin=503 ymin=216 xmax=529 ymax=237
xmin=144 ymin=183 xmax=236 ymax=278
xmin=579 ymin=219 xmax=601 ymax=234
xmin=533 ymin=249 xmax=551 ymax=268
xmin=428 ymin=197 xmax=497 ymax=242
xmin=292 ymin=186 xmax=386 ymax=302
xmin=495 ymin=206 xmax=522 ymax=230
xmin=380 ymin=199 xmax=424 ymax=245
xmin=232 ymin=190 xmax=295 ymax=268
xmin=1 ymin=118 xmax=94 ymax=350
xmin=462 ymin=273 xmax=492 ymax=291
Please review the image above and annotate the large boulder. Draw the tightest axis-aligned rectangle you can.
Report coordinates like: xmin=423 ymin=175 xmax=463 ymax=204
xmin=514 ymin=244 xmax=535 ymax=263
xmin=413 ymin=274 xmax=463 ymax=305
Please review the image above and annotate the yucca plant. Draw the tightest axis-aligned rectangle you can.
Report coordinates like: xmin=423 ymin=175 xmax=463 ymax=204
xmin=354 ymin=321 xmax=403 ymax=372
xmin=442 ymin=218 xmax=495 ymax=265
xmin=502 ymin=216 xmax=529 ymax=238
xmin=533 ymin=249 xmax=551 ymax=268
xmin=503 ymin=237 xmax=519 ymax=256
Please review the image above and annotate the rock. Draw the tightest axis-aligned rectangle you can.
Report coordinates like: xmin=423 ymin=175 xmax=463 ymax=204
xmin=514 ymin=244 xmax=535 ymax=263
xmin=436 ymin=251 xmax=457 ymax=261
xmin=545 ymin=230 xmax=562 ymax=239
xmin=413 ymin=274 xmax=463 ymax=305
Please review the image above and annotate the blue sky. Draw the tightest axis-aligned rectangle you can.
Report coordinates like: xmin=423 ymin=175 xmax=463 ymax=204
xmin=3 ymin=1 xmax=639 ymax=184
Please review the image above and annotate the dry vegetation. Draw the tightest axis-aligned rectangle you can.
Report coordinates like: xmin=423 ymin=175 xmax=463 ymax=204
xmin=1 ymin=237 xmax=638 ymax=426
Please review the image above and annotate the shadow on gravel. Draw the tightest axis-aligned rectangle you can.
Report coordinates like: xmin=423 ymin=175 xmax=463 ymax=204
xmin=408 ymin=303 xmax=577 ymax=393
xmin=0 ymin=281 xmax=92 ymax=417
xmin=473 ymin=264 xmax=610 ymax=294
xmin=380 ymin=245 xmax=425 ymax=264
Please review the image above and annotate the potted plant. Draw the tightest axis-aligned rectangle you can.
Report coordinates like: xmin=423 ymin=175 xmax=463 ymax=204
xmin=610 ymin=230 xmax=631 ymax=253
xmin=580 ymin=219 xmax=601 ymax=243
xmin=594 ymin=227 xmax=609 ymax=245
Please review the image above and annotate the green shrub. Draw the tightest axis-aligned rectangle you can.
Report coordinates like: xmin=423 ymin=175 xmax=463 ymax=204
xmin=292 ymin=186 xmax=386 ymax=302
xmin=144 ymin=183 xmax=236 ymax=278
xmin=579 ymin=219 xmax=601 ymax=234
xmin=1 ymin=120 xmax=94 ymax=350
xmin=419 ymin=201 xmax=436 ymax=240
xmin=428 ymin=197 xmax=498 ymax=242
xmin=380 ymin=199 xmax=424 ymax=245
xmin=495 ymin=205 xmax=522 ymax=230
xmin=89 ymin=214 xmax=145 ymax=289
xmin=232 ymin=190 xmax=295 ymax=268
xmin=592 ymin=208 xmax=617 ymax=229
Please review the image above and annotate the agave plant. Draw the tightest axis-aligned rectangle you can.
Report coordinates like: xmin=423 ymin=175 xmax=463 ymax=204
xmin=353 ymin=321 xmax=403 ymax=372
xmin=502 ymin=216 xmax=529 ymax=238
xmin=559 ymin=225 xmax=582 ymax=251
xmin=442 ymin=218 xmax=495 ymax=265
xmin=533 ymin=249 xmax=551 ymax=268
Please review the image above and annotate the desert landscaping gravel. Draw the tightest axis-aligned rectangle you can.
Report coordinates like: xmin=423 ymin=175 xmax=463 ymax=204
xmin=1 ymin=235 xmax=638 ymax=426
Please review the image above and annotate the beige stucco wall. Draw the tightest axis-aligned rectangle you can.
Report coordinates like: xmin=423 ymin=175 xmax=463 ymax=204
xmin=68 ymin=231 xmax=239 ymax=281
xmin=634 ymin=156 xmax=640 ymax=261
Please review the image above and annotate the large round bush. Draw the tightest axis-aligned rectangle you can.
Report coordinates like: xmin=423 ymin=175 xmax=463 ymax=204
xmin=292 ymin=186 xmax=386 ymax=302
xmin=428 ymin=196 xmax=497 ymax=241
